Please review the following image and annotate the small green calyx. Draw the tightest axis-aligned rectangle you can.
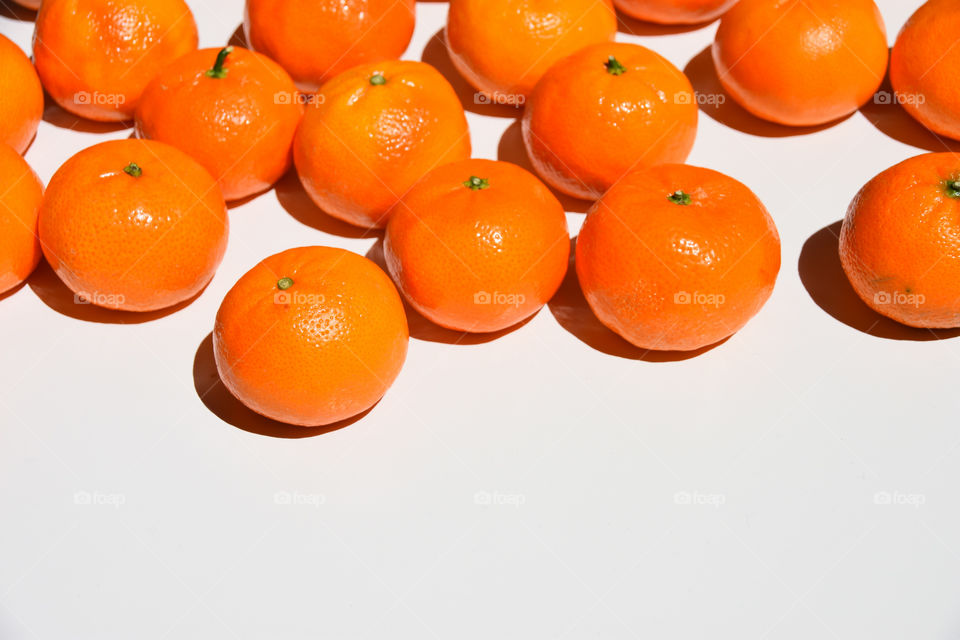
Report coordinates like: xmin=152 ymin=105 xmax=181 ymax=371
xmin=123 ymin=162 xmax=143 ymax=178
xmin=370 ymin=73 xmax=387 ymax=86
xmin=667 ymin=190 xmax=692 ymax=206
xmin=205 ymin=46 xmax=233 ymax=79
xmin=605 ymin=56 xmax=627 ymax=76
xmin=463 ymin=176 xmax=490 ymax=190
xmin=277 ymin=277 xmax=294 ymax=290
xmin=946 ymin=179 xmax=960 ymax=199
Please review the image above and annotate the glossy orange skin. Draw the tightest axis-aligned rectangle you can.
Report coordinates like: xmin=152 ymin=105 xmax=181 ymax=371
xmin=523 ymin=42 xmax=698 ymax=201
xmin=840 ymin=153 xmax=960 ymax=328
xmin=614 ymin=0 xmax=738 ymax=24
xmin=0 ymin=144 xmax=44 ymax=295
xmin=244 ymin=0 xmax=415 ymax=91
xmin=0 ymin=35 xmax=43 ymax=154
xmin=33 ymin=0 xmax=198 ymax=122
xmin=38 ymin=139 xmax=228 ymax=312
xmin=446 ymin=0 xmax=617 ymax=100
xmin=214 ymin=246 xmax=409 ymax=427
xmin=384 ymin=159 xmax=570 ymax=333
xmin=136 ymin=47 xmax=304 ymax=202
xmin=577 ymin=164 xmax=781 ymax=351
xmin=294 ymin=60 xmax=471 ymax=229
xmin=891 ymin=0 xmax=960 ymax=141
xmin=712 ymin=0 xmax=888 ymax=127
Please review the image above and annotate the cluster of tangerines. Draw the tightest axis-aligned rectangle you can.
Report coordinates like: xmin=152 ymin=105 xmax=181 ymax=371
xmin=1 ymin=0 xmax=959 ymax=427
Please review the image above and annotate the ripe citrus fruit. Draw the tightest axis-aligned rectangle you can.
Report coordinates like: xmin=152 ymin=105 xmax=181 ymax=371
xmin=840 ymin=153 xmax=960 ymax=329
xmin=135 ymin=46 xmax=303 ymax=202
xmin=38 ymin=139 xmax=228 ymax=311
xmin=0 ymin=143 xmax=44 ymax=295
xmin=446 ymin=0 xmax=617 ymax=101
xmin=384 ymin=159 xmax=570 ymax=333
xmin=576 ymin=164 xmax=781 ymax=351
xmin=712 ymin=0 xmax=888 ymax=127
xmin=33 ymin=0 xmax=198 ymax=121
xmin=0 ymin=34 xmax=43 ymax=154
xmin=244 ymin=0 xmax=415 ymax=90
xmin=614 ymin=0 xmax=738 ymax=24
xmin=214 ymin=246 xmax=409 ymax=427
xmin=890 ymin=0 xmax=960 ymax=142
xmin=522 ymin=42 xmax=697 ymax=201
xmin=294 ymin=60 xmax=471 ymax=229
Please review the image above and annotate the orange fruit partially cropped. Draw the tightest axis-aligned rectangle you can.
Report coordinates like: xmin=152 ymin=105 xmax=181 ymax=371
xmin=0 ymin=143 xmax=44 ymax=295
xmin=214 ymin=246 xmax=409 ymax=427
xmin=136 ymin=46 xmax=303 ymax=201
xmin=33 ymin=0 xmax=198 ymax=121
xmin=244 ymin=0 xmax=415 ymax=90
xmin=0 ymin=34 xmax=43 ymax=154
xmin=577 ymin=164 xmax=781 ymax=351
xmin=38 ymin=139 xmax=228 ymax=311
xmin=446 ymin=0 xmax=617 ymax=101
xmin=384 ymin=159 xmax=570 ymax=333
xmin=294 ymin=60 xmax=471 ymax=229
xmin=712 ymin=0 xmax=888 ymax=127
xmin=523 ymin=42 xmax=697 ymax=200
xmin=614 ymin=0 xmax=738 ymax=24
xmin=891 ymin=0 xmax=960 ymax=141
xmin=840 ymin=153 xmax=960 ymax=328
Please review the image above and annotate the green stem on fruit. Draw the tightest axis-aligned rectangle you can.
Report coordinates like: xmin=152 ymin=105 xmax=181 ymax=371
xmin=370 ymin=73 xmax=386 ymax=86
xmin=277 ymin=277 xmax=294 ymax=290
xmin=605 ymin=56 xmax=627 ymax=76
xmin=667 ymin=190 xmax=692 ymax=206
xmin=123 ymin=162 xmax=142 ymax=178
xmin=463 ymin=176 xmax=490 ymax=190
xmin=946 ymin=179 xmax=960 ymax=199
xmin=205 ymin=46 xmax=233 ymax=79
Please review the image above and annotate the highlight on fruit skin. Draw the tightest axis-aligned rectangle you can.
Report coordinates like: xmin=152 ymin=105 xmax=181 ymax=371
xmin=214 ymin=246 xmax=409 ymax=427
xmin=0 ymin=142 xmax=44 ymax=295
xmin=576 ymin=164 xmax=781 ymax=352
xmin=37 ymin=139 xmax=229 ymax=312
xmin=383 ymin=159 xmax=570 ymax=334
xmin=613 ymin=0 xmax=739 ymax=25
xmin=840 ymin=152 xmax=960 ymax=329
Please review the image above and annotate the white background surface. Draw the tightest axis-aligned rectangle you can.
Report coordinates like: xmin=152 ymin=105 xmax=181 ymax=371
xmin=2 ymin=0 xmax=959 ymax=637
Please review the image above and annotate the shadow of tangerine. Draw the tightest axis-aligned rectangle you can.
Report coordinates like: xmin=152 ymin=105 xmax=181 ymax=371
xmin=798 ymin=221 xmax=960 ymax=341
xmin=192 ymin=333 xmax=365 ymax=438
xmin=683 ymin=45 xmax=849 ymax=138
xmin=548 ymin=237 xmax=728 ymax=361
xmin=365 ymin=238 xmax=535 ymax=345
xmin=274 ymin=168 xmax=379 ymax=239
xmin=27 ymin=259 xmax=203 ymax=324
xmin=42 ymin=99 xmax=131 ymax=135
xmin=616 ymin=11 xmax=715 ymax=37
